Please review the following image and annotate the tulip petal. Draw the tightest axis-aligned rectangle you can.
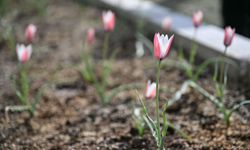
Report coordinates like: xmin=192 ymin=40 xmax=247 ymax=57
xmin=146 ymin=80 xmax=156 ymax=99
xmin=154 ymin=33 xmax=161 ymax=59
xmin=16 ymin=44 xmax=32 ymax=63
xmin=165 ymin=35 xmax=174 ymax=57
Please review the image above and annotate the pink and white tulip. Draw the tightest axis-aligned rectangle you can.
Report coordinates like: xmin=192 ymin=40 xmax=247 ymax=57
xmin=25 ymin=24 xmax=37 ymax=43
xmin=16 ymin=44 xmax=32 ymax=63
xmin=192 ymin=10 xmax=203 ymax=28
xmin=224 ymin=26 xmax=235 ymax=47
xmin=102 ymin=10 xmax=115 ymax=32
xmin=86 ymin=28 xmax=95 ymax=44
xmin=145 ymin=80 xmax=156 ymax=99
xmin=161 ymin=17 xmax=172 ymax=32
xmin=154 ymin=33 xmax=174 ymax=60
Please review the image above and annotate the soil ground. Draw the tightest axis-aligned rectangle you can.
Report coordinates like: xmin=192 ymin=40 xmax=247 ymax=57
xmin=0 ymin=0 xmax=250 ymax=149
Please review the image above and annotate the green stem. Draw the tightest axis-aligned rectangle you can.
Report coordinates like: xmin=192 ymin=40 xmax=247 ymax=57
xmin=92 ymin=69 xmax=106 ymax=105
xmin=193 ymin=28 xmax=197 ymax=40
xmin=100 ymin=32 xmax=111 ymax=104
xmin=218 ymin=46 xmax=228 ymax=101
xmin=20 ymin=64 xmax=30 ymax=106
xmin=188 ymin=29 xmax=198 ymax=79
xmin=81 ymin=41 xmax=88 ymax=60
xmin=81 ymin=40 xmax=95 ymax=82
xmin=7 ymin=27 xmax=15 ymax=52
xmin=101 ymin=62 xmax=111 ymax=97
xmin=102 ymin=32 xmax=110 ymax=60
xmin=155 ymin=60 xmax=163 ymax=150
xmin=223 ymin=110 xmax=231 ymax=128
xmin=81 ymin=40 xmax=107 ymax=105
xmin=19 ymin=63 xmax=34 ymax=117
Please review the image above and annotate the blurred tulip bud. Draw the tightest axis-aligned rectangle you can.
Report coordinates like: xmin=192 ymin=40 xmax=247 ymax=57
xmin=161 ymin=17 xmax=172 ymax=32
xmin=145 ymin=80 xmax=156 ymax=99
xmin=102 ymin=10 xmax=115 ymax=32
xmin=87 ymin=28 xmax=95 ymax=44
xmin=224 ymin=26 xmax=235 ymax=47
xmin=16 ymin=44 xmax=32 ymax=63
xmin=192 ymin=10 xmax=203 ymax=28
xmin=25 ymin=24 xmax=37 ymax=43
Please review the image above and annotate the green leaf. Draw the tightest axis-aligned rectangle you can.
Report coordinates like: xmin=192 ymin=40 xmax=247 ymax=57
xmin=5 ymin=105 xmax=31 ymax=113
xmin=16 ymin=90 xmax=25 ymax=105
xmin=189 ymin=43 xmax=198 ymax=66
xmin=177 ymin=47 xmax=184 ymax=62
xmin=161 ymin=103 xmax=168 ymax=137
xmin=193 ymin=58 xmax=216 ymax=81
xmin=230 ymin=100 xmax=250 ymax=114
xmin=168 ymin=123 xmax=192 ymax=142
xmin=169 ymin=80 xmax=224 ymax=110
xmin=136 ymin=32 xmax=153 ymax=55
xmin=223 ymin=64 xmax=229 ymax=89
xmin=213 ymin=59 xmax=219 ymax=82
xmin=106 ymin=83 xmax=143 ymax=103
xmin=82 ymin=68 xmax=94 ymax=82
xmin=136 ymin=92 xmax=162 ymax=148
xmin=30 ymin=85 xmax=45 ymax=114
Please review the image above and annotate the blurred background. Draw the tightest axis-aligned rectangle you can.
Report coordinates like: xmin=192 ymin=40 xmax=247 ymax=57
xmin=0 ymin=0 xmax=249 ymax=37
xmin=152 ymin=0 xmax=250 ymax=37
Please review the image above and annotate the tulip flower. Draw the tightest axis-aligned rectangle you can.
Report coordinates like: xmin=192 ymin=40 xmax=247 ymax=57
xmin=224 ymin=26 xmax=235 ymax=47
xmin=186 ymin=11 xmax=203 ymax=79
xmin=16 ymin=44 xmax=32 ymax=63
xmin=139 ymin=33 xmax=175 ymax=149
xmin=217 ymin=26 xmax=235 ymax=99
xmin=154 ymin=33 xmax=174 ymax=60
xmin=25 ymin=24 xmax=37 ymax=43
xmin=192 ymin=10 xmax=203 ymax=28
xmin=102 ymin=10 xmax=115 ymax=32
xmin=145 ymin=80 xmax=156 ymax=99
xmin=86 ymin=28 xmax=95 ymax=44
xmin=161 ymin=17 xmax=172 ymax=32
